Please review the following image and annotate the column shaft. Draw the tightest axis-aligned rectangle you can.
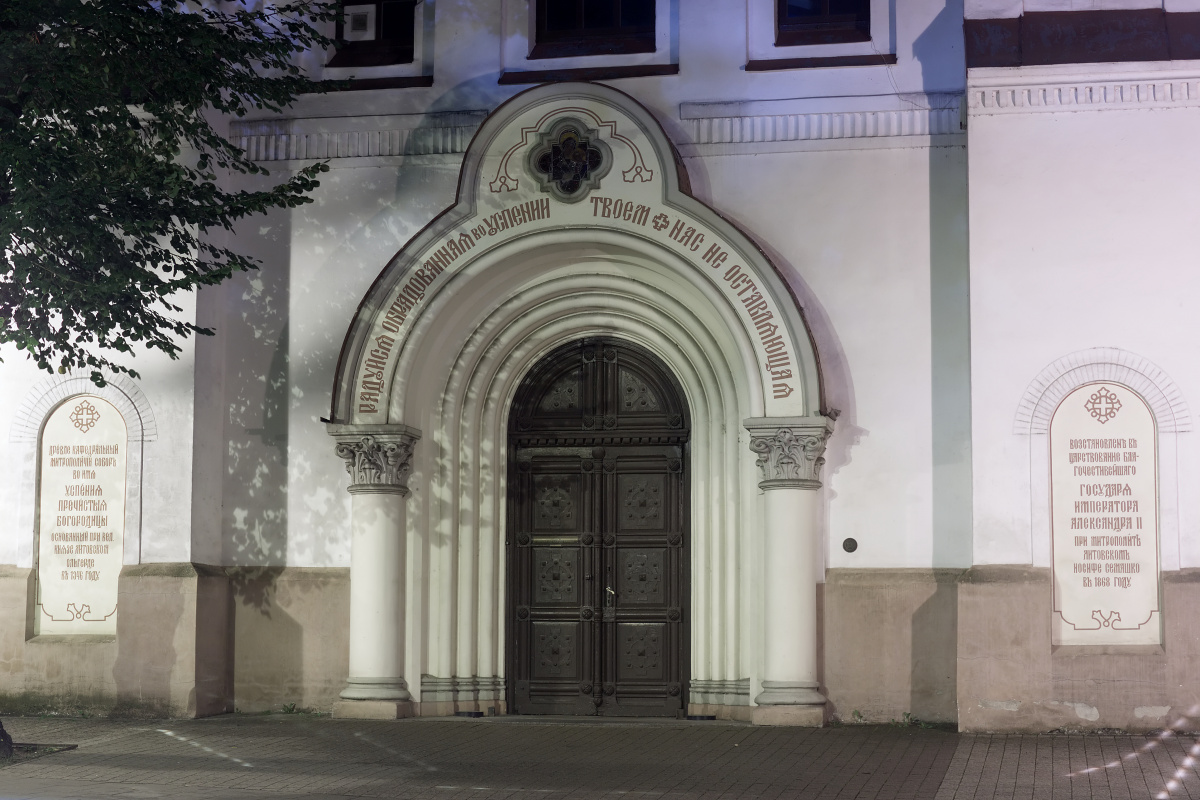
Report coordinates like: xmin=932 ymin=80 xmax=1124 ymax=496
xmin=757 ymin=486 xmax=823 ymax=705
xmin=343 ymin=489 xmax=409 ymax=700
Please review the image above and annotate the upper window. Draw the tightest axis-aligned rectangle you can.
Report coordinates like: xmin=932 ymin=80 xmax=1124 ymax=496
xmin=776 ymin=0 xmax=869 ymax=47
xmin=531 ymin=0 xmax=655 ymax=59
xmin=328 ymin=0 xmax=417 ymax=67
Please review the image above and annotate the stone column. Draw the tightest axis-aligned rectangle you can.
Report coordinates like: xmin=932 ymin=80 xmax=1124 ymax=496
xmin=744 ymin=416 xmax=834 ymax=727
xmin=328 ymin=425 xmax=420 ymax=719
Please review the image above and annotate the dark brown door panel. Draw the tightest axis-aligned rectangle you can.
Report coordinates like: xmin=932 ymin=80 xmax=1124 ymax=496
xmin=508 ymin=338 xmax=689 ymax=717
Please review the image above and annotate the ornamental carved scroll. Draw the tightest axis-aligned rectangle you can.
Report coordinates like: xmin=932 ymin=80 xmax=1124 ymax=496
xmin=746 ymin=421 xmax=833 ymax=489
xmin=334 ymin=434 xmax=417 ymax=494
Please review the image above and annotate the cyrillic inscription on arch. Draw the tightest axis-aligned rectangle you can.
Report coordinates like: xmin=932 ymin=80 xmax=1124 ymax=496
xmin=1050 ymin=382 xmax=1160 ymax=645
xmin=336 ymin=83 xmax=823 ymax=428
xmin=36 ymin=395 xmax=127 ymax=635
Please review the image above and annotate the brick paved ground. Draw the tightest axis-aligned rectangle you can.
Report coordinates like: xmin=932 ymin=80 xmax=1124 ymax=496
xmin=0 ymin=715 xmax=1198 ymax=799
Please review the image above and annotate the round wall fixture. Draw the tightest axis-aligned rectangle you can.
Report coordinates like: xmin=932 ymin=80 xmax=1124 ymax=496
xmin=842 ymin=538 xmax=858 ymax=553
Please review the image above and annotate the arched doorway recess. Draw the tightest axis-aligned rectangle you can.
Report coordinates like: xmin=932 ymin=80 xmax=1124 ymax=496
xmin=326 ymin=82 xmax=835 ymax=725
xmin=507 ymin=337 xmax=690 ymax=716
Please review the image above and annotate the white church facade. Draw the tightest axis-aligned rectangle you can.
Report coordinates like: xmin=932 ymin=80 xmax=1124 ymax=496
xmin=3 ymin=0 xmax=1200 ymax=732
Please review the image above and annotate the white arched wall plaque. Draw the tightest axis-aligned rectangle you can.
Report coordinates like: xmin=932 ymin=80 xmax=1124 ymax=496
xmin=1049 ymin=382 xmax=1160 ymax=646
xmin=327 ymin=83 xmax=830 ymax=716
xmin=36 ymin=395 xmax=128 ymax=635
xmin=1017 ymin=348 xmax=1188 ymax=574
xmin=10 ymin=371 xmax=155 ymax=572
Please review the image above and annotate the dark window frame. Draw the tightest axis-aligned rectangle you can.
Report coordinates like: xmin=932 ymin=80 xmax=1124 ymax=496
xmin=775 ymin=0 xmax=870 ymax=47
xmin=530 ymin=0 xmax=656 ymax=60
xmin=327 ymin=0 xmax=417 ymax=68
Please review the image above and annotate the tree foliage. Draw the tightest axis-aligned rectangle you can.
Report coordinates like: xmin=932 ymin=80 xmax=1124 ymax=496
xmin=0 ymin=0 xmax=338 ymax=384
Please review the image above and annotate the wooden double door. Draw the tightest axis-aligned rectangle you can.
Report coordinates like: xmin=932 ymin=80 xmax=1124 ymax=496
xmin=507 ymin=339 xmax=689 ymax=716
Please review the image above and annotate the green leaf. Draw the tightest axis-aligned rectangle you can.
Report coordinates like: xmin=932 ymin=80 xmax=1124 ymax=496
xmin=0 ymin=0 xmax=337 ymax=383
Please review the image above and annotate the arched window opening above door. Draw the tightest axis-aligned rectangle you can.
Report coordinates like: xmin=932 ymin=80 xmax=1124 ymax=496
xmin=511 ymin=338 xmax=689 ymax=443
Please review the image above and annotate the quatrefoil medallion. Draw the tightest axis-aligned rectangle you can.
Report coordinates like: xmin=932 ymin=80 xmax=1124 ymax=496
xmin=526 ymin=118 xmax=612 ymax=203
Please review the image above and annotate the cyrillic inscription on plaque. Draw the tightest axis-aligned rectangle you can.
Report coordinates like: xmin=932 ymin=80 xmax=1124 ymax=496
xmin=1051 ymin=383 xmax=1160 ymax=645
xmin=36 ymin=396 xmax=126 ymax=635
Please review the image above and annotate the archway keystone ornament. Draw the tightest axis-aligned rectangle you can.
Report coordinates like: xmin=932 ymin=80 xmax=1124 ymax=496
xmin=328 ymin=83 xmax=831 ymax=723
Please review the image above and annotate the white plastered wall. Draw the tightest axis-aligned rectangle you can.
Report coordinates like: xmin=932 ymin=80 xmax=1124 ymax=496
xmin=689 ymin=142 xmax=971 ymax=571
xmin=191 ymin=157 xmax=462 ymax=568
xmin=1 ymin=307 xmax=197 ymax=569
xmin=968 ymin=62 xmax=1200 ymax=568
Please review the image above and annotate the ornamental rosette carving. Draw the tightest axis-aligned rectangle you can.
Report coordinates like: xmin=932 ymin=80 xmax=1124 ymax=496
xmin=745 ymin=418 xmax=834 ymax=488
xmin=334 ymin=434 xmax=417 ymax=494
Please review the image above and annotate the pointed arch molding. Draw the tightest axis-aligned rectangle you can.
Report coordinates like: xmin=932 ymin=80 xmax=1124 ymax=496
xmin=329 ymin=82 xmax=824 ymax=425
xmin=1014 ymin=347 xmax=1191 ymax=435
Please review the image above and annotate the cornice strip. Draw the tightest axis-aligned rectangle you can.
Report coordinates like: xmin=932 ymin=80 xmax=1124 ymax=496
xmin=969 ymin=77 xmax=1200 ymax=115
xmin=682 ymin=106 xmax=963 ymax=145
xmin=232 ymin=111 xmax=487 ymax=162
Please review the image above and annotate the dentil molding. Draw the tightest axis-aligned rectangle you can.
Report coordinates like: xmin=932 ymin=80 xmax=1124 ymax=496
xmin=680 ymin=94 xmax=963 ymax=146
xmin=969 ymin=64 xmax=1200 ymax=116
xmin=744 ymin=416 xmax=834 ymax=490
xmin=232 ymin=111 xmax=486 ymax=163
xmin=329 ymin=424 xmax=421 ymax=494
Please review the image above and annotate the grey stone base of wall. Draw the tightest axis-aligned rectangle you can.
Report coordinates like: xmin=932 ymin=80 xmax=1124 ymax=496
xmin=0 ymin=564 xmax=349 ymax=718
xmin=823 ymin=568 xmax=962 ymax=725
xmin=957 ymin=565 xmax=1200 ymax=733
xmin=14 ymin=561 xmax=1193 ymax=729
xmin=0 ymin=563 xmax=233 ymax=718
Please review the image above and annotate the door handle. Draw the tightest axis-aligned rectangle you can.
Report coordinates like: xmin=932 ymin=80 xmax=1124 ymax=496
xmin=605 ymin=586 xmax=616 ymax=607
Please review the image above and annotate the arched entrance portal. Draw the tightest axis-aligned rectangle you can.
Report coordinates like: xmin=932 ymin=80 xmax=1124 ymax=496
xmin=507 ymin=338 xmax=689 ymax=716
xmin=327 ymin=82 xmax=835 ymax=726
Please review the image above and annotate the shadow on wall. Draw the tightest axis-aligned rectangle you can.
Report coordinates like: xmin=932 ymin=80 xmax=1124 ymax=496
xmin=912 ymin=0 xmax=970 ymax=723
xmin=211 ymin=192 xmax=299 ymax=709
xmin=113 ymin=570 xmax=185 ymax=716
xmin=910 ymin=573 xmax=960 ymax=722
xmin=913 ymin=0 xmax=971 ymax=574
xmin=223 ymin=214 xmax=291 ymax=575
xmin=228 ymin=567 xmax=300 ymax=711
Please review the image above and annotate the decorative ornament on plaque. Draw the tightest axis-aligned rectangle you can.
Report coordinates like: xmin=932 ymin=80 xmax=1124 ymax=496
xmin=1084 ymin=386 xmax=1122 ymax=424
xmin=70 ymin=400 xmax=101 ymax=433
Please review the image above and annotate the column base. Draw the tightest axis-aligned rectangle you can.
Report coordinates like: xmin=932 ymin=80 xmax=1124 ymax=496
xmin=333 ymin=700 xmax=416 ymax=719
xmin=752 ymin=705 xmax=825 ymax=727
xmin=754 ymin=680 xmax=826 ymax=706
xmin=340 ymin=677 xmax=411 ymax=701
xmin=687 ymin=703 xmax=755 ymax=722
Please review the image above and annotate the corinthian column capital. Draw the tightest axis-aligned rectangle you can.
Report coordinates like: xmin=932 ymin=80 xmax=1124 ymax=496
xmin=744 ymin=416 xmax=834 ymax=490
xmin=328 ymin=424 xmax=421 ymax=495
